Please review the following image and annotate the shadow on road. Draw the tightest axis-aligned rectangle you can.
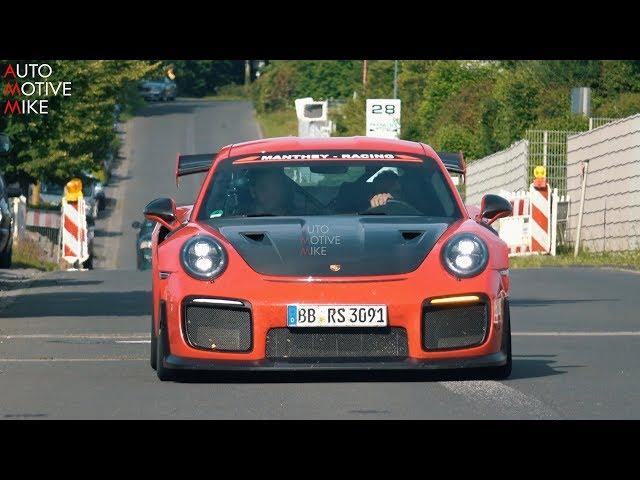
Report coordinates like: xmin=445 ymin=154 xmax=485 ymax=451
xmin=172 ymin=355 xmax=571 ymax=384
xmin=135 ymin=103 xmax=200 ymax=118
xmin=509 ymin=354 xmax=581 ymax=380
xmin=94 ymin=231 xmax=123 ymax=238
xmin=0 ymin=274 xmax=104 ymax=291
xmin=5 ymin=290 xmax=150 ymax=317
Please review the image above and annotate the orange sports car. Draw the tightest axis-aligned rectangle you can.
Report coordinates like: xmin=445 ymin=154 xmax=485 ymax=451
xmin=144 ymin=137 xmax=513 ymax=381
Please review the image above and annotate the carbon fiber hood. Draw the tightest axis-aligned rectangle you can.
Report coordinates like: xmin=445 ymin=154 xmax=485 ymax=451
xmin=207 ymin=216 xmax=453 ymax=276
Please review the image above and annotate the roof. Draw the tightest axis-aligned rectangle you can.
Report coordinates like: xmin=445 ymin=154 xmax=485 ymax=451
xmin=228 ymin=136 xmax=432 ymax=157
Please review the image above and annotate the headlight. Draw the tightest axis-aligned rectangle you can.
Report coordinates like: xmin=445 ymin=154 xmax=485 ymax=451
xmin=180 ymin=235 xmax=227 ymax=280
xmin=139 ymin=240 xmax=152 ymax=249
xmin=441 ymin=233 xmax=488 ymax=278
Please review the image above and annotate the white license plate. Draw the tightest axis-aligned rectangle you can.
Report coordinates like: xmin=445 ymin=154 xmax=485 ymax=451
xmin=287 ymin=305 xmax=387 ymax=327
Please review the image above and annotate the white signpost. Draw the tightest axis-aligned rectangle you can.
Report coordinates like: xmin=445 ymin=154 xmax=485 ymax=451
xmin=366 ymin=99 xmax=401 ymax=139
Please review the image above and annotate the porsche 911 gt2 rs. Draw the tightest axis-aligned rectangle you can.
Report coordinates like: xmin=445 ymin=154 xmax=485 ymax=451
xmin=144 ymin=136 xmax=514 ymax=381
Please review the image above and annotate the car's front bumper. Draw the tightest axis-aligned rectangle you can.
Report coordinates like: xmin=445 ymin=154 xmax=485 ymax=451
xmin=157 ymin=265 xmax=510 ymax=370
xmin=142 ymin=92 xmax=162 ymax=100
xmin=163 ymin=351 xmax=508 ymax=372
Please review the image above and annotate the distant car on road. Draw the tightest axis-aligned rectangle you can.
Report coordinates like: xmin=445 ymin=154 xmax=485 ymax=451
xmin=139 ymin=78 xmax=177 ymax=102
xmin=132 ymin=219 xmax=155 ymax=270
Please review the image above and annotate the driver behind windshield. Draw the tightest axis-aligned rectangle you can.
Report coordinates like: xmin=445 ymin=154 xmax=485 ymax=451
xmin=369 ymin=170 xmax=403 ymax=208
xmin=247 ymin=168 xmax=295 ymax=216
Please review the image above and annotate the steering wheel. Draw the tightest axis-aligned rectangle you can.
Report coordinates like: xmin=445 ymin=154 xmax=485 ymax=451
xmin=363 ymin=199 xmax=422 ymax=215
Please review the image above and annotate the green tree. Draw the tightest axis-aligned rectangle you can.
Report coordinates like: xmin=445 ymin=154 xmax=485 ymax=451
xmin=1 ymin=60 xmax=158 ymax=185
xmin=171 ymin=61 xmax=244 ymax=97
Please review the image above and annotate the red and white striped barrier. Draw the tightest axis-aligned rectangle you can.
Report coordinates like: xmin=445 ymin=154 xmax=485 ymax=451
xmin=61 ymin=197 xmax=89 ymax=267
xmin=498 ymin=191 xmax=531 ymax=255
xmin=495 ymin=184 xmax=565 ymax=256
xmin=529 ymin=183 xmax=551 ymax=253
xmin=25 ymin=208 xmax=61 ymax=228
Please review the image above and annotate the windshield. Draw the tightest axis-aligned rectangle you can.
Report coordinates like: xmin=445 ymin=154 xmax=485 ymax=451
xmin=197 ymin=157 xmax=462 ymax=219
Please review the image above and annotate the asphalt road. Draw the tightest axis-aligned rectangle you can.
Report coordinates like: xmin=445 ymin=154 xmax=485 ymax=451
xmin=93 ymin=99 xmax=261 ymax=270
xmin=1 ymin=100 xmax=639 ymax=419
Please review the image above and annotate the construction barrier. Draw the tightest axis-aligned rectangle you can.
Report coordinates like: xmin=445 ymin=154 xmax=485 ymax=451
xmin=496 ymin=182 xmax=567 ymax=257
xmin=60 ymin=179 xmax=89 ymax=268
xmin=25 ymin=207 xmax=61 ymax=229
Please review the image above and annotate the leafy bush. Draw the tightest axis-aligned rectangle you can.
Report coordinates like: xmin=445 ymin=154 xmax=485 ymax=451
xmin=171 ymin=61 xmax=244 ymax=97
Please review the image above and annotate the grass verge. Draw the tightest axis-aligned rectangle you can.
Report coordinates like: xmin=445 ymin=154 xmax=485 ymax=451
xmin=510 ymin=249 xmax=640 ymax=271
xmin=203 ymin=84 xmax=252 ymax=101
xmin=256 ymin=107 xmax=297 ymax=138
xmin=11 ymin=238 xmax=59 ymax=271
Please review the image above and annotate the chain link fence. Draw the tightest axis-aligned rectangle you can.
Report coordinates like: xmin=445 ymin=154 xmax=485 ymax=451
xmin=525 ymin=129 xmax=580 ymax=198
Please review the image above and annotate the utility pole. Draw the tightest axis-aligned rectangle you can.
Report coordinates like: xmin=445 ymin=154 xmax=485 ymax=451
xmin=362 ymin=60 xmax=368 ymax=88
xmin=244 ymin=60 xmax=251 ymax=86
xmin=393 ymin=60 xmax=398 ymax=99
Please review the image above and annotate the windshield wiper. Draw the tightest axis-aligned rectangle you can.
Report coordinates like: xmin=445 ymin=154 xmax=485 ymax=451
xmin=357 ymin=211 xmax=388 ymax=215
xmin=243 ymin=213 xmax=279 ymax=217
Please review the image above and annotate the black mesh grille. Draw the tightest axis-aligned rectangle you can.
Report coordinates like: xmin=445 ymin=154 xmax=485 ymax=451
xmin=422 ymin=302 xmax=488 ymax=350
xmin=265 ymin=328 xmax=408 ymax=359
xmin=184 ymin=305 xmax=251 ymax=352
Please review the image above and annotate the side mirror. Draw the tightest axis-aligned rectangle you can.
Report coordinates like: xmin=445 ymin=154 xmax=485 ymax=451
xmin=131 ymin=221 xmax=141 ymax=229
xmin=6 ymin=186 xmax=22 ymax=198
xmin=143 ymin=197 xmax=177 ymax=230
xmin=0 ymin=133 xmax=12 ymax=156
xmin=478 ymin=194 xmax=512 ymax=225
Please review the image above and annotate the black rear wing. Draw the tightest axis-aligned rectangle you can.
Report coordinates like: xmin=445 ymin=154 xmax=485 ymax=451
xmin=175 ymin=152 xmax=216 ymax=184
xmin=436 ymin=151 xmax=466 ymax=176
xmin=174 ymin=150 xmax=465 ymax=184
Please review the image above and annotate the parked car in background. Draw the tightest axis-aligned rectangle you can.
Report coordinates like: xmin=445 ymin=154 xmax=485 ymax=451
xmin=139 ymin=77 xmax=177 ymax=102
xmin=0 ymin=133 xmax=21 ymax=268
xmin=132 ymin=219 xmax=155 ymax=270
xmin=40 ymin=174 xmax=105 ymax=219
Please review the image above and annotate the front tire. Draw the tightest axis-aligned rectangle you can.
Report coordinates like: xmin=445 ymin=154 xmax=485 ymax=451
xmin=156 ymin=307 xmax=178 ymax=381
xmin=486 ymin=299 xmax=512 ymax=380
xmin=0 ymin=240 xmax=12 ymax=268
xmin=150 ymin=313 xmax=157 ymax=370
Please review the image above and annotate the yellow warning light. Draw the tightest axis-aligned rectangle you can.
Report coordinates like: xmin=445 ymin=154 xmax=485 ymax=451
xmin=533 ymin=165 xmax=547 ymax=188
xmin=65 ymin=178 xmax=83 ymax=202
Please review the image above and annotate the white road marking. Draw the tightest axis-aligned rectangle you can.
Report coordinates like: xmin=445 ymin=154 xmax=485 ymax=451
xmin=116 ymin=340 xmax=151 ymax=344
xmin=440 ymin=380 xmax=560 ymax=419
xmin=0 ymin=334 xmax=149 ymax=340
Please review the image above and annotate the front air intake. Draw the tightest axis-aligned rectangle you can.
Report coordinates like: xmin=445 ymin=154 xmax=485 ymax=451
xmin=184 ymin=304 xmax=252 ymax=352
xmin=422 ymin=301 xmax=489 ymax=351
